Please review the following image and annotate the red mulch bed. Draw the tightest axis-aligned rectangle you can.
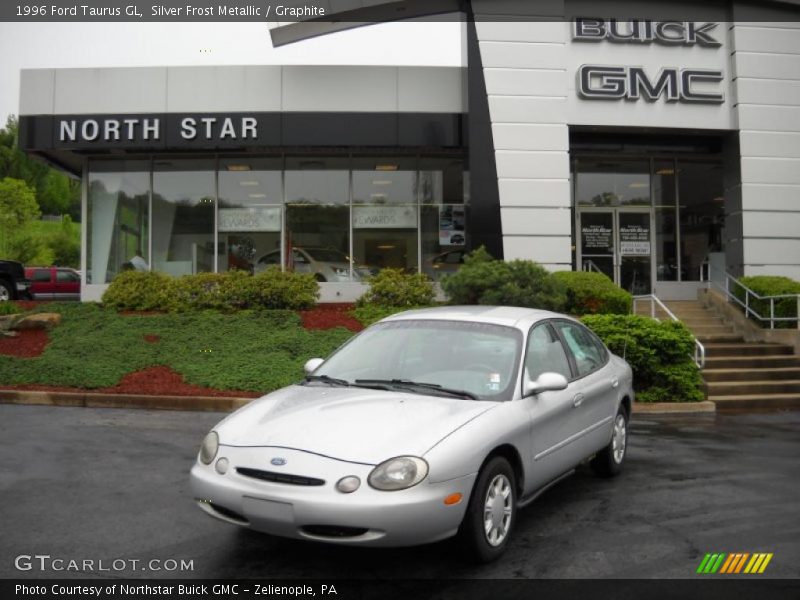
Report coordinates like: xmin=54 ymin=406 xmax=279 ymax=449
xmin=0 ymin=329 xmax=49 ymax=358
xmin=299 ymin=303 xmax=363 ymax=332
xmin=14 ymin=300 xmax=46 ymax=311
xmin=2 ymin=365 xmax=261 ymax=398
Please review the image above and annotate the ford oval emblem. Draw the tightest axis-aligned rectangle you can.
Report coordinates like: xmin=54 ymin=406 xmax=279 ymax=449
xmin=271 ymin=457 xmax=287 ymax=466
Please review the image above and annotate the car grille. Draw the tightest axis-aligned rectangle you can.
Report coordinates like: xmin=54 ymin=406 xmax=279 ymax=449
xmin=301 ymin=525 xmax=369 ymax=538
xmin=236 ymin=467 xmax=325 ymax=486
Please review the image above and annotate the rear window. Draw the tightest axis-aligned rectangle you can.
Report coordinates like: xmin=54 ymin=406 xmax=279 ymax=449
xmin=32 ymin=269 xmax=51 ymax=282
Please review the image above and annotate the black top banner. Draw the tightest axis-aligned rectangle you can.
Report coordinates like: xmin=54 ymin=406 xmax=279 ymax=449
xmin=1 ymin=0 xmax=799 ymax=22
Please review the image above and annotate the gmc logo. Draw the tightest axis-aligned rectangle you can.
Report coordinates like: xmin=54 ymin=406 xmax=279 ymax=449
xmin=577 ymin=65 xmax=724 ymax=104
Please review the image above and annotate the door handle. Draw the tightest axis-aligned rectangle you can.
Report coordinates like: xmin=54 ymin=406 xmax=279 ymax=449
xmin=572 ymin=393 xmax=585 ymax=408
xmin=611 ymin=377 xmax=619 ymax=389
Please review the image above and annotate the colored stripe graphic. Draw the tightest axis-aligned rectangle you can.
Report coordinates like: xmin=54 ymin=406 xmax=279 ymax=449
xmin=700 ymin=552 xmax=773 ymax=574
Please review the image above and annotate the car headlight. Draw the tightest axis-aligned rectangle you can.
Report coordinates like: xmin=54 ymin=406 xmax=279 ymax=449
xmin=368 ymin=456 xmax=428 ymax=491
xmin=199 ymin=431 xmax=219 ymax=465
xmin=332 ymin=267 xmax=349 ymax=276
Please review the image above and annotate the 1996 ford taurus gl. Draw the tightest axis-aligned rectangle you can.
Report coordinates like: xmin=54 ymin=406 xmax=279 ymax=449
xmin=190 ymin=306 xmax=633 ymax=562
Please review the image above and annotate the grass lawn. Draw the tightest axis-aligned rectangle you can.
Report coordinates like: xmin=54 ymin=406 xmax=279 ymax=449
xmin=0 ymin=303 xmax=355 ymax=393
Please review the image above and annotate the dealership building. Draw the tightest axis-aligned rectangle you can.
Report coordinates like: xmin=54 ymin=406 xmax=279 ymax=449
xmin=16 ymin=1 xmax=800 ymax=302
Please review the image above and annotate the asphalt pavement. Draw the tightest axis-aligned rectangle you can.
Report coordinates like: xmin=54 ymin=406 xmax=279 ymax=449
xmin=0 ymin=405 xmax=798 ymax=580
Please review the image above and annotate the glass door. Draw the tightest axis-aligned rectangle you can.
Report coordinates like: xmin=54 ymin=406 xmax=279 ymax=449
xmin=618 ymin=210 xmax=652 ymax=295
xmin=578 ymin=211 xmax=615 ymax=281
xmin=577 ymin=209 xmax=653 ymax=294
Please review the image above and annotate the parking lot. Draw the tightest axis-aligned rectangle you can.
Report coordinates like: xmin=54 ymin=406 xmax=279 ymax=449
xmin=0 ymin=404 xmax=798 ymax=580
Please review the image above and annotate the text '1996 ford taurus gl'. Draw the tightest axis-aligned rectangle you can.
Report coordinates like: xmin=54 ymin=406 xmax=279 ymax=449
xmin=190 ymin=306 xmax=633 ymax=562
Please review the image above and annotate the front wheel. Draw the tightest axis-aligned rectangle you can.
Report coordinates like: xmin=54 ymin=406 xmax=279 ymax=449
xmin=458 ymin=456 xmax=516 ymax=563
xmin=591 ymin=405 xmax=628 ymax=477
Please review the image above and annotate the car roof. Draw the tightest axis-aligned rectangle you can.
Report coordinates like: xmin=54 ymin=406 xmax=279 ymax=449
xmin=380 ymin=305 xmax=575 ymax=331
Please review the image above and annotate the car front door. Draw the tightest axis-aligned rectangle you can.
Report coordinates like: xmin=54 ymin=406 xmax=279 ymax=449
xmin=523 ymin=321 xmax=584 ymax=492
xmin=552 ymin=320 xmax=618 ymax=461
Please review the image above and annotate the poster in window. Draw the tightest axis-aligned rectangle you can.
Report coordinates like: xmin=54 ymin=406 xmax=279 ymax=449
xmin=619 ymin=223 xmax=651 ymax=256
xmin=439 ymin=205 xmax=466 ymax=245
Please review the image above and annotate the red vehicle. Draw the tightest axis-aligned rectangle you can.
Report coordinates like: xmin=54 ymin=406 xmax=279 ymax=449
xmin=24 ymin=267 xmax=81 ymax=301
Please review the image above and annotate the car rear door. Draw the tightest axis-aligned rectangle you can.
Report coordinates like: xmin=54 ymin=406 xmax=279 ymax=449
xmin=54 ymin=269 xmax=80 ymax=300
xmin=551 ymin=320 xmax=618 ymax=460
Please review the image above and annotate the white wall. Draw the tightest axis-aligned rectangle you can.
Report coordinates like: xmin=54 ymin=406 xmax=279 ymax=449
xmin=732 ymin=22 xmax=800 ymax=280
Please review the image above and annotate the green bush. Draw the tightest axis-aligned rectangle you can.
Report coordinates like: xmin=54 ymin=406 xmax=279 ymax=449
xmin=102 ymin=271 xmax=175 ymax=311
xmin=102 ymin=269 xmax=318 ymax=312
xmin=551 ymin=271 xmax=632 ymax=315
xmin=582 ymin=314 xmax=704 ymax=403
xmin=441 ymin=247 xmax=567 ymax=311
xmin=356 ymin=268 xmax=435 ymax=307
xmin=734 ymin=275 xmax=800 ymax=328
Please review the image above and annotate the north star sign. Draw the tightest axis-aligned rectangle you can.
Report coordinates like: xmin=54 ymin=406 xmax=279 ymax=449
xmin=57 ymin=115 xmax=258 ymax=143
xmin=573 ymin=18 xmax=725 ymax=104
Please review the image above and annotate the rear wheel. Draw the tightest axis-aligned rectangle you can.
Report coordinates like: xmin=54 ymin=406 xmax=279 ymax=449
xmin=591 ymin=405 xmax=628 ymax=477
xmin=0 ymin=281 xmax=12 ymax=302
xmin=458 ymin=456 xmax=516 ymax=563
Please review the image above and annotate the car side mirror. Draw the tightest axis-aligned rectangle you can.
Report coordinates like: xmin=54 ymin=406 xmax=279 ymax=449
xmin=523 ymin=371 xmax=568 ymax=398
xmin=303 ymin=358 xmax=324 ymax=375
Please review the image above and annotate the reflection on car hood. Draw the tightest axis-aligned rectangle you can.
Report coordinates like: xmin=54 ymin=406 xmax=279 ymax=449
xmin=215 ymin=385 xmax=498 ymax=464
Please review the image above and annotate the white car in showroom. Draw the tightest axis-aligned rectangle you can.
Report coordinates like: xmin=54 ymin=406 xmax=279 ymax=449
xmin=190 ymin=306 xmax=633 ymax=562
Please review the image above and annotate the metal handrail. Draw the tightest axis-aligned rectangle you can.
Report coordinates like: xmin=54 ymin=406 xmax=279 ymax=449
xmin=582 ymin=259 xmax=604 ymax=274
xmin=706 ymin=265 xmax=800 ymax=330
xmin=633 ymin=294 xmax=706 ymax=369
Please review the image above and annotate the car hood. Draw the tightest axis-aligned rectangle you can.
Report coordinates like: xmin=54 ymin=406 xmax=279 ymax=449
xmin=215 ymin=385 xmax=498 ymax=464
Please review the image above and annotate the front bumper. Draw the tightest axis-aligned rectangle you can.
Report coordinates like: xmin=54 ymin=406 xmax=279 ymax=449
xmin=190 ymin=446 xmax=476 ymax=547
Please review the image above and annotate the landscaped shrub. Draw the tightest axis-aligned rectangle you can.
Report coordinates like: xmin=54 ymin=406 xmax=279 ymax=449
xmin=0 ymin=302 xmax=22 ymax=315
xmin=733 ymin=275 xmax=800 ymax=328
xmin=103 ymin=269 xmax=318 ymax=312
xmin=582 ymin=314 xmax=704 ymax=403
xmin=101 ymin=271 xmax=175 ymax=311
xmin=551 ymin=271 xmax=632 ymax=315
xmin=441 ymin=246 xmax=567 ymax=311
xmin=356 ymin=268 xmax=435 ymax=307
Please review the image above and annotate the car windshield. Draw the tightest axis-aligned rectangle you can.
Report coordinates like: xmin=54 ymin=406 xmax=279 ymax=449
xmin=313 ymin=319 xmax=523 ymax=401
xmin=304 ymin=248 xmax=348 ymax=262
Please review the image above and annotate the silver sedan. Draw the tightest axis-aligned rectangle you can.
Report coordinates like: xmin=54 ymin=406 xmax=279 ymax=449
xmin=190 ymin=306 xmax=634 ymax=562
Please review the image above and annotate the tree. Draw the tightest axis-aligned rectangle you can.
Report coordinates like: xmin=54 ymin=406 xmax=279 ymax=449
xmin=0 ymin=176 xmax=40 ymax=258
xmin=0 ymin=115 xmax=80 ymax=217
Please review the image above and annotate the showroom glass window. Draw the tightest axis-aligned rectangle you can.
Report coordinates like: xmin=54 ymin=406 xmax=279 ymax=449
xmin=419 ymin=157 xmax=468 ymax=280
xmin=218 ymin=157 xmax=282 ymax=274
xmin=654 ymin=159 xmax=678 ymax=281
xmin=152 ymin=158 xmax=215 ymax=275
xmin=678 ymin=161 xmax=724 ymax=281
xmin=352 ymin=156 xmax=418 ymax=275
xmin=284 ymin=157 xmax=350 ymax=282
xmin=574 ymin=159 xmax=650 ymax=206
xmin=87 ymin=159 xmax=150 ymax=284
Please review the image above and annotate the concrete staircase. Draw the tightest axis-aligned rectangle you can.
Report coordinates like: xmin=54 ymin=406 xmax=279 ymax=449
xmin=663 ymin=301 xmax=800 ymax=410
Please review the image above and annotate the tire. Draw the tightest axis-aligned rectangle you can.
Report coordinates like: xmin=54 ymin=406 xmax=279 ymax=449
xmin=0 ymin=280 xmax=12 ymax=302
xmin=458 ymin=456 xmax=516 ymax=563
xmin=591 ymin=404 xmax=629 ymax=478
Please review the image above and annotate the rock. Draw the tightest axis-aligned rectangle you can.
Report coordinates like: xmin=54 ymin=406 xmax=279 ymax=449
xmin=12 ymin=313 xmax=62 ymax=330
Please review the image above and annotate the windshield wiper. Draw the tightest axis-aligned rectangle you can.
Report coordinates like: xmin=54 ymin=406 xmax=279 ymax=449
xmin=302 ymin=374 xmax=351 ymax=387
xmin=355 ymin=379 xmax=478 ymax=400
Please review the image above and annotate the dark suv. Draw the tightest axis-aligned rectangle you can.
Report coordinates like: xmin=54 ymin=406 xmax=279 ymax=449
xmin=0 ymin=260 xmax=32 ymax=302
